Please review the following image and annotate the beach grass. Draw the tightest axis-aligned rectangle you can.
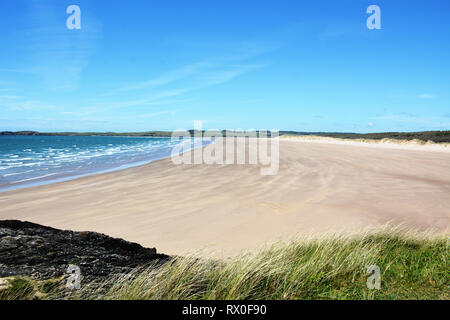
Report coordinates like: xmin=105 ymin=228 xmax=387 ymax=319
xmin=279 ymin=130 xmax=450 ymax=144
xmin=1 ymin=227 xmax=448 ymax=300
xmin=68 ymin=227 xmax=448 ymax=300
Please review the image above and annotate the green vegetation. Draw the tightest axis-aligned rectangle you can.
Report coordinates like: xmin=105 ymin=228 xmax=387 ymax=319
xmin=71 ymin=229 xmax=448 ymax=300
xmin=0 ymin=130 xmax=174 ymax=137
xmin=0 ymin=276 xmax=64 ymax=300
xmin=280 ymin=130 xmax=450 ymax=143
xmin=0 ymin=277 xmax=35 ymax=300
xmin=2 ymin=130 xmax=450 ymax=143
xmin=1 ymin=228 xmax=448 ymax=300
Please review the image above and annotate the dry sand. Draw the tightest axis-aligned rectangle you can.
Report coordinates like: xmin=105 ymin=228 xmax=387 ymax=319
xmin=1 ymin=138 xmax=449 ymax=257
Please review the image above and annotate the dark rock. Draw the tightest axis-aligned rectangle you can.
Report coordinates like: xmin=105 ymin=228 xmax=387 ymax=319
xmin=0 ymin=220 xmax=169 ymax=281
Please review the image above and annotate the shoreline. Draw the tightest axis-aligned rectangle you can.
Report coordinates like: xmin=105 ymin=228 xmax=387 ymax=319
xmin=0 ymin=157 xmax=164 ymax=193
xmin=3 ymin=135 xmax=449 ymax=193
xmin=0 ymin=137 xmax=210 ymax=193
xmin=1 ymin=138 xmax=449 ymax=257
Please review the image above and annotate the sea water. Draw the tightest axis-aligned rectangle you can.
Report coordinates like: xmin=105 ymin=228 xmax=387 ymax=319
xmin=0 ymin=135 xmax=199 ymax=192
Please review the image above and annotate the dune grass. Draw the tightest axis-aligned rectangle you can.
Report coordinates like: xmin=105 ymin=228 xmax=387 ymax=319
xmin=1 ymin=227 xmax=447 ymax=300
xmin=280 ymin=130 xmax=450 ymax=144
xmin=280 ymin=134 xmax=450 ymax=148
xmin=60 ymin=228 xmax=448 ymax=300
xmin=0 ymin=276 xmax=63 ymax=300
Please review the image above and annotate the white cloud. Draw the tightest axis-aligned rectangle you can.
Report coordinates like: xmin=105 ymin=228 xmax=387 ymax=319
xmin=390 ymin=93 xmax=437 ymax=99
xmin=2 ymin=99 xmax=59 ymax=111
xmin=372 ymin=113 xmax=450 ymax=128
xmin=118 ymin=62 xmax=212 ymax=91
xmin=417 ymin=93 xmax=435 ymax=99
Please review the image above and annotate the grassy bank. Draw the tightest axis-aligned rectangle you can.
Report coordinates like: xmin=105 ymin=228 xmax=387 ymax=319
xmin=1 ymin=228 xmax=448 ymax=300
xmin=280 ymin=130 xmax=450 ymax=144
xmin=70 ymin=229 xmax=449 ymax=300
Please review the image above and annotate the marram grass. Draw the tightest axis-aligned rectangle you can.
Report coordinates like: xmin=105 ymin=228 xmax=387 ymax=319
xmin=69 ymin=227 xmax=448 ymax=300
xmin=2 ymin=227 xmax=448 ymax=300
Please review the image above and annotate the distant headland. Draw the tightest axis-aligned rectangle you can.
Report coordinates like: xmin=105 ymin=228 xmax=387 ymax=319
xmin=1 ymin=130 xmax=449 ymax=143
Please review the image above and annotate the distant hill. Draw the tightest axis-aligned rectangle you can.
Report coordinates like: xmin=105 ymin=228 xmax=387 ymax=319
xmin=0 ymin=131 xmax=173 ymax=137
xmin=1 ymin=130 xmax=449 ymax=143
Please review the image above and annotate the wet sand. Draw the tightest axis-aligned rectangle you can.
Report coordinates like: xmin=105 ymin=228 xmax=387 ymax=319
xmin=1 ymin=138 xmax=449 ymax=257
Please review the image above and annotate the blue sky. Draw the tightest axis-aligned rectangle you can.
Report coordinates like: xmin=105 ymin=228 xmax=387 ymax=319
xmin=0 ymin=0 xmax=449 ymax=133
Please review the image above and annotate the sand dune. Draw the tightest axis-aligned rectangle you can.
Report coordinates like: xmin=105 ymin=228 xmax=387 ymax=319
xmin=1 ymin=138 xmax=449 ymax=257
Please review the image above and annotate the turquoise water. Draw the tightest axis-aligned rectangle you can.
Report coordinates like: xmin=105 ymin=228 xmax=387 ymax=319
xmin=0 ymin=135 xmax=193 ymax=192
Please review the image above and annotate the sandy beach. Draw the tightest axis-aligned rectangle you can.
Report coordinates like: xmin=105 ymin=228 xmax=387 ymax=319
xmin=1 ymin=138 xmax=449 ymax=257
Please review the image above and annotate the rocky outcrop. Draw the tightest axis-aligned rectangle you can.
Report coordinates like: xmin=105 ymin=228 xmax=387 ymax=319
xmin=0 ymin=220 xmax=169 ymax=281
